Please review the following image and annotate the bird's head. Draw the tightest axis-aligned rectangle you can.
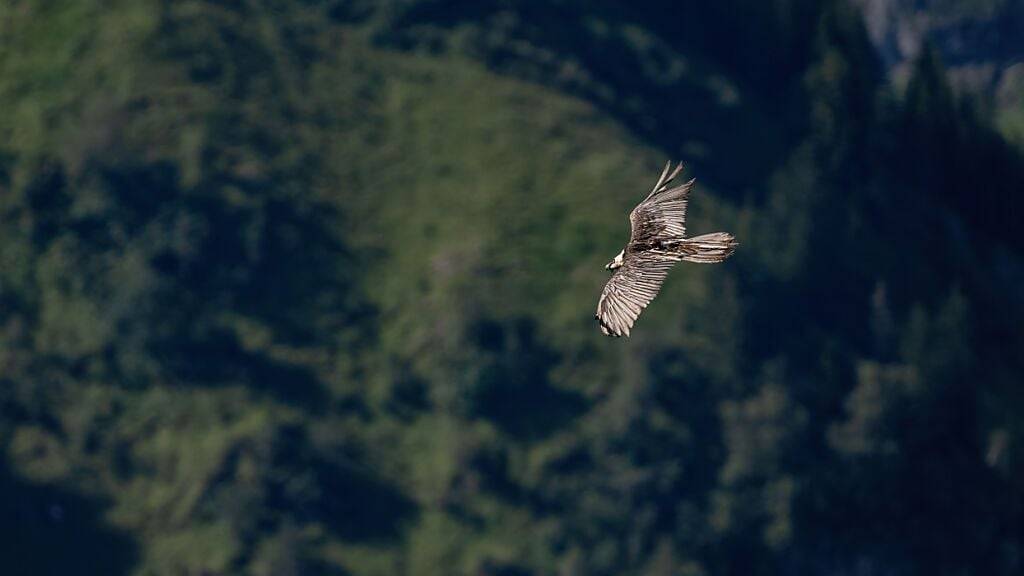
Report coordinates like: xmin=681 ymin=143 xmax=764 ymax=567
xmin=606 ymin=250 xmax=624 ymax=271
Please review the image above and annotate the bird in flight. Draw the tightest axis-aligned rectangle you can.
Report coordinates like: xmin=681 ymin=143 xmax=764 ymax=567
xmin=596 ymin=161 xmax=737 ymax=337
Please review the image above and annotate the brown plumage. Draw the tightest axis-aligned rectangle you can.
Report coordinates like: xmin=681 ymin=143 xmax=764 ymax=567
xmin=596 ymin=161 xmax=737 ymax=337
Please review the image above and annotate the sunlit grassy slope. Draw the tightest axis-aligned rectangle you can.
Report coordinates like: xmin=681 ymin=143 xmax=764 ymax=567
xmin=322 ymin=44 xmax=743 ymax=354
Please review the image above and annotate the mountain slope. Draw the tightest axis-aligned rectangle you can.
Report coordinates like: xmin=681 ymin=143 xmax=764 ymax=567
xmin=0 ymin=1 xmax=1022 ymax=575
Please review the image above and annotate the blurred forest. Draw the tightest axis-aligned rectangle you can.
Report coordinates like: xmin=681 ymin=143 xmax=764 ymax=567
xmin=1 ymin=1 xmax=1023 ymax=575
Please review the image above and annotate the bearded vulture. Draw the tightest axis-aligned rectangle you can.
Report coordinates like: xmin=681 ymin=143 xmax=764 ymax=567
xmin=596 ymin=161 xmax=737 ymax=337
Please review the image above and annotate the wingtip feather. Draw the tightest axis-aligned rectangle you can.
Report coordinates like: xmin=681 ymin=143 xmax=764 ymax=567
xmin=648 ymin=160 xmax=687 ymax=197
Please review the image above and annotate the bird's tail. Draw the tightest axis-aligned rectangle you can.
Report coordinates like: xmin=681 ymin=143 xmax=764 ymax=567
xmin=674 ymin=232 xmax=738 ymax=263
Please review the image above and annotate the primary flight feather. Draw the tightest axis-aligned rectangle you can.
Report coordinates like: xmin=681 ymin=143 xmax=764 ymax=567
xmin=596 ymin=161 xmax=737 ymax=337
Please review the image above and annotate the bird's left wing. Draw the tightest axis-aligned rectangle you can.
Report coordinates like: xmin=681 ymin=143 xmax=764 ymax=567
xmin=595 ymin=252 xmax=675 ymax=337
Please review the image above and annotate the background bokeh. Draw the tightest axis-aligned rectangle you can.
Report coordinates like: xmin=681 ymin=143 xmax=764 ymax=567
xmin=1 ymin=1 xmax=1023 ymax=574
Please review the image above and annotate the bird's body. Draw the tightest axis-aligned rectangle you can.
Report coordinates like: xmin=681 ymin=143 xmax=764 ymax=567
xmin=596 ymin=161 xmax=737 ymax=337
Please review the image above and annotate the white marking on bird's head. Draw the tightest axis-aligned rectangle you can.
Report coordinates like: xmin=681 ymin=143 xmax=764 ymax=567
xmin=606 ymin=250 xmax=624 ymax=271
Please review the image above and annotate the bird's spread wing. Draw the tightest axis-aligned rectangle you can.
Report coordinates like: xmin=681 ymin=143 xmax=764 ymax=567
xmin=629 ymin=161 xmax=694 ymax=245
xmin=595 ymin=252 xmax=675 ymax=337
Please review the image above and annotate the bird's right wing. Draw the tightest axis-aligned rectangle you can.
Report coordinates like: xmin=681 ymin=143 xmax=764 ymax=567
xmin=629 ymin=161 xmax=694 ymax=245
xmin=595 ymin=252 xmax=675 ymax=337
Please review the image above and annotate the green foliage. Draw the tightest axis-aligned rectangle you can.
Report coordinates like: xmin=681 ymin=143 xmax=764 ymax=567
xmin=1 ymin=1 xmax=1023 ymax=575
